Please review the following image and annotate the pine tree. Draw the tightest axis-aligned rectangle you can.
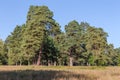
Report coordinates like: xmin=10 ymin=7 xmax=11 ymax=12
xmin=5 ymin=25 xmax=23 ymax=65
xmin=85 ymin=27 xmax=108 ymax=66
xmin=0 ymin=39 xmax=6 ymax=65
xmin=23 ymin=6 xmax=61 ymax=65
xmin=65 ymin=20 xmax=85 ymax=66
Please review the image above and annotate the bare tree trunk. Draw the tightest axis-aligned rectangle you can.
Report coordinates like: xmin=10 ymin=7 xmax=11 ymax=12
xmin=54 ymin=61 xmax=57 ymax=66
xmin=20 ymin=60 xmax=22 ymax=66
xmin=37 ymin=48 xmax=42 ymax=65
xmin=16 ymin=62 xmax=18 ymax=66
xmin=69 ymin=50 xmax=73 ymax=66
xmin=48 ymin=60 xmax=51 ymax=66
xmin=58 ymin=59 xmax=61 ymax=66
xmin=28 ymin=60 xmax=30 ymax=66
xmin=69 ymin=56 xmax=73 ymax=66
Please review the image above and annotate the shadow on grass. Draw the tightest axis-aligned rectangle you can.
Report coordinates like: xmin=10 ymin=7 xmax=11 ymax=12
xmin=0 ymin=70 xmax=97 ymax=80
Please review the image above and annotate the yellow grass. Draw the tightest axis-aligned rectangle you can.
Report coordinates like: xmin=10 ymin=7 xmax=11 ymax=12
xmin=0 ymin=66 xmax=120 ymax=80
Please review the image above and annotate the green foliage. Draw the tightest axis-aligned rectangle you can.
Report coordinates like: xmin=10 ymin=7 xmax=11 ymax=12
xmin=5 ymin=25 xmax=24 ymax=65
xmin=0 ymin=39 xmax=5 ymax=65
xmin=21 ymin=6 xmax=61 ymax=65
xmin=1 ymin=5 xmax=120 ymax=66
xmin=0 ymin=39 xmax=8 ymax=65
xmin=42 ymin=37 xmax=59 ymax=66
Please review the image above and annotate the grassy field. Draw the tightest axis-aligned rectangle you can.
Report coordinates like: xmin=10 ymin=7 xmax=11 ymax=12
xmin=0 ymin=66 xmax=120 ymax=80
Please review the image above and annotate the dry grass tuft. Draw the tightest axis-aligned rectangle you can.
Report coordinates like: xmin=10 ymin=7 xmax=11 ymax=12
xmin=0 ymin=66 xmax=120 ymax=80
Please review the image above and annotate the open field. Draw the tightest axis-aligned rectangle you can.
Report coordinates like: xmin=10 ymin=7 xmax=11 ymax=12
xmin=0 ymin=66 xmax=120 ymax=80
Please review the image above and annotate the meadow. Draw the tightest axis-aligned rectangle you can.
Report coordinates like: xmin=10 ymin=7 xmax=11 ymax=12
xmin=0 ymin=66 xmax=120 ymax=80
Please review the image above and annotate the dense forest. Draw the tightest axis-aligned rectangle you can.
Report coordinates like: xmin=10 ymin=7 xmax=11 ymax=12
xmin=0 ymin=5 xmax=120 ymax=66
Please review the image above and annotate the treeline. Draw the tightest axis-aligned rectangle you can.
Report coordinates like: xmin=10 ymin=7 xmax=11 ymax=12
xmin=0 ymin=5 xmax=120 ymax=66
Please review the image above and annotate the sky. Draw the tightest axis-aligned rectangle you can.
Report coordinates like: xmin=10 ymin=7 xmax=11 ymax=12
xmin=0 ymin=0 xmax=120 ymax=48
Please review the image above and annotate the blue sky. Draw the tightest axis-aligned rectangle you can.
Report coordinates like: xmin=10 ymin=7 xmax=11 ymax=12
xmin=0 ymin=0 xmax=120 ymax=48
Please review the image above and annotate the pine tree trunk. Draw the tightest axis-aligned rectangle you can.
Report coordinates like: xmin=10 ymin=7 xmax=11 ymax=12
xmin=69 ymin=50 xmax=73 ymax=66
xmin=16 ymin=62 xmax=18 ymax=66
xmin=20 ymin=60 xmax=22 ymax=66
xmin=58 ymin=59 xmax=61 ymax=66
xmin=48 ymin=60 xmax=51 ymax=66
xmin=54 ymin=61 xmax=57 ymax=66
xmin=37 ymin=49 xmax=42 ymax=65
xmin=69 ymin=56 xmax=73 ymax=66
xmin=28 ymin=60 xmax=30 ymax=65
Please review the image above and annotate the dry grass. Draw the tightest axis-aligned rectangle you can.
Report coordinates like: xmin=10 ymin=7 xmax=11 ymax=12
xmin=0 ymin=66 xmax=120 ymax=80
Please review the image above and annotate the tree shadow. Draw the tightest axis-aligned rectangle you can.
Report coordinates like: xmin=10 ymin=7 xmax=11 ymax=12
xmin=0 ymin=70 xmax=97 ymax=80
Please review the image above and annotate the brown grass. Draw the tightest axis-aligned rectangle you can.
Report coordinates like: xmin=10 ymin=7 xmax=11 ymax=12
xmin=0 ymin=66 xmax=120 ymax=80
